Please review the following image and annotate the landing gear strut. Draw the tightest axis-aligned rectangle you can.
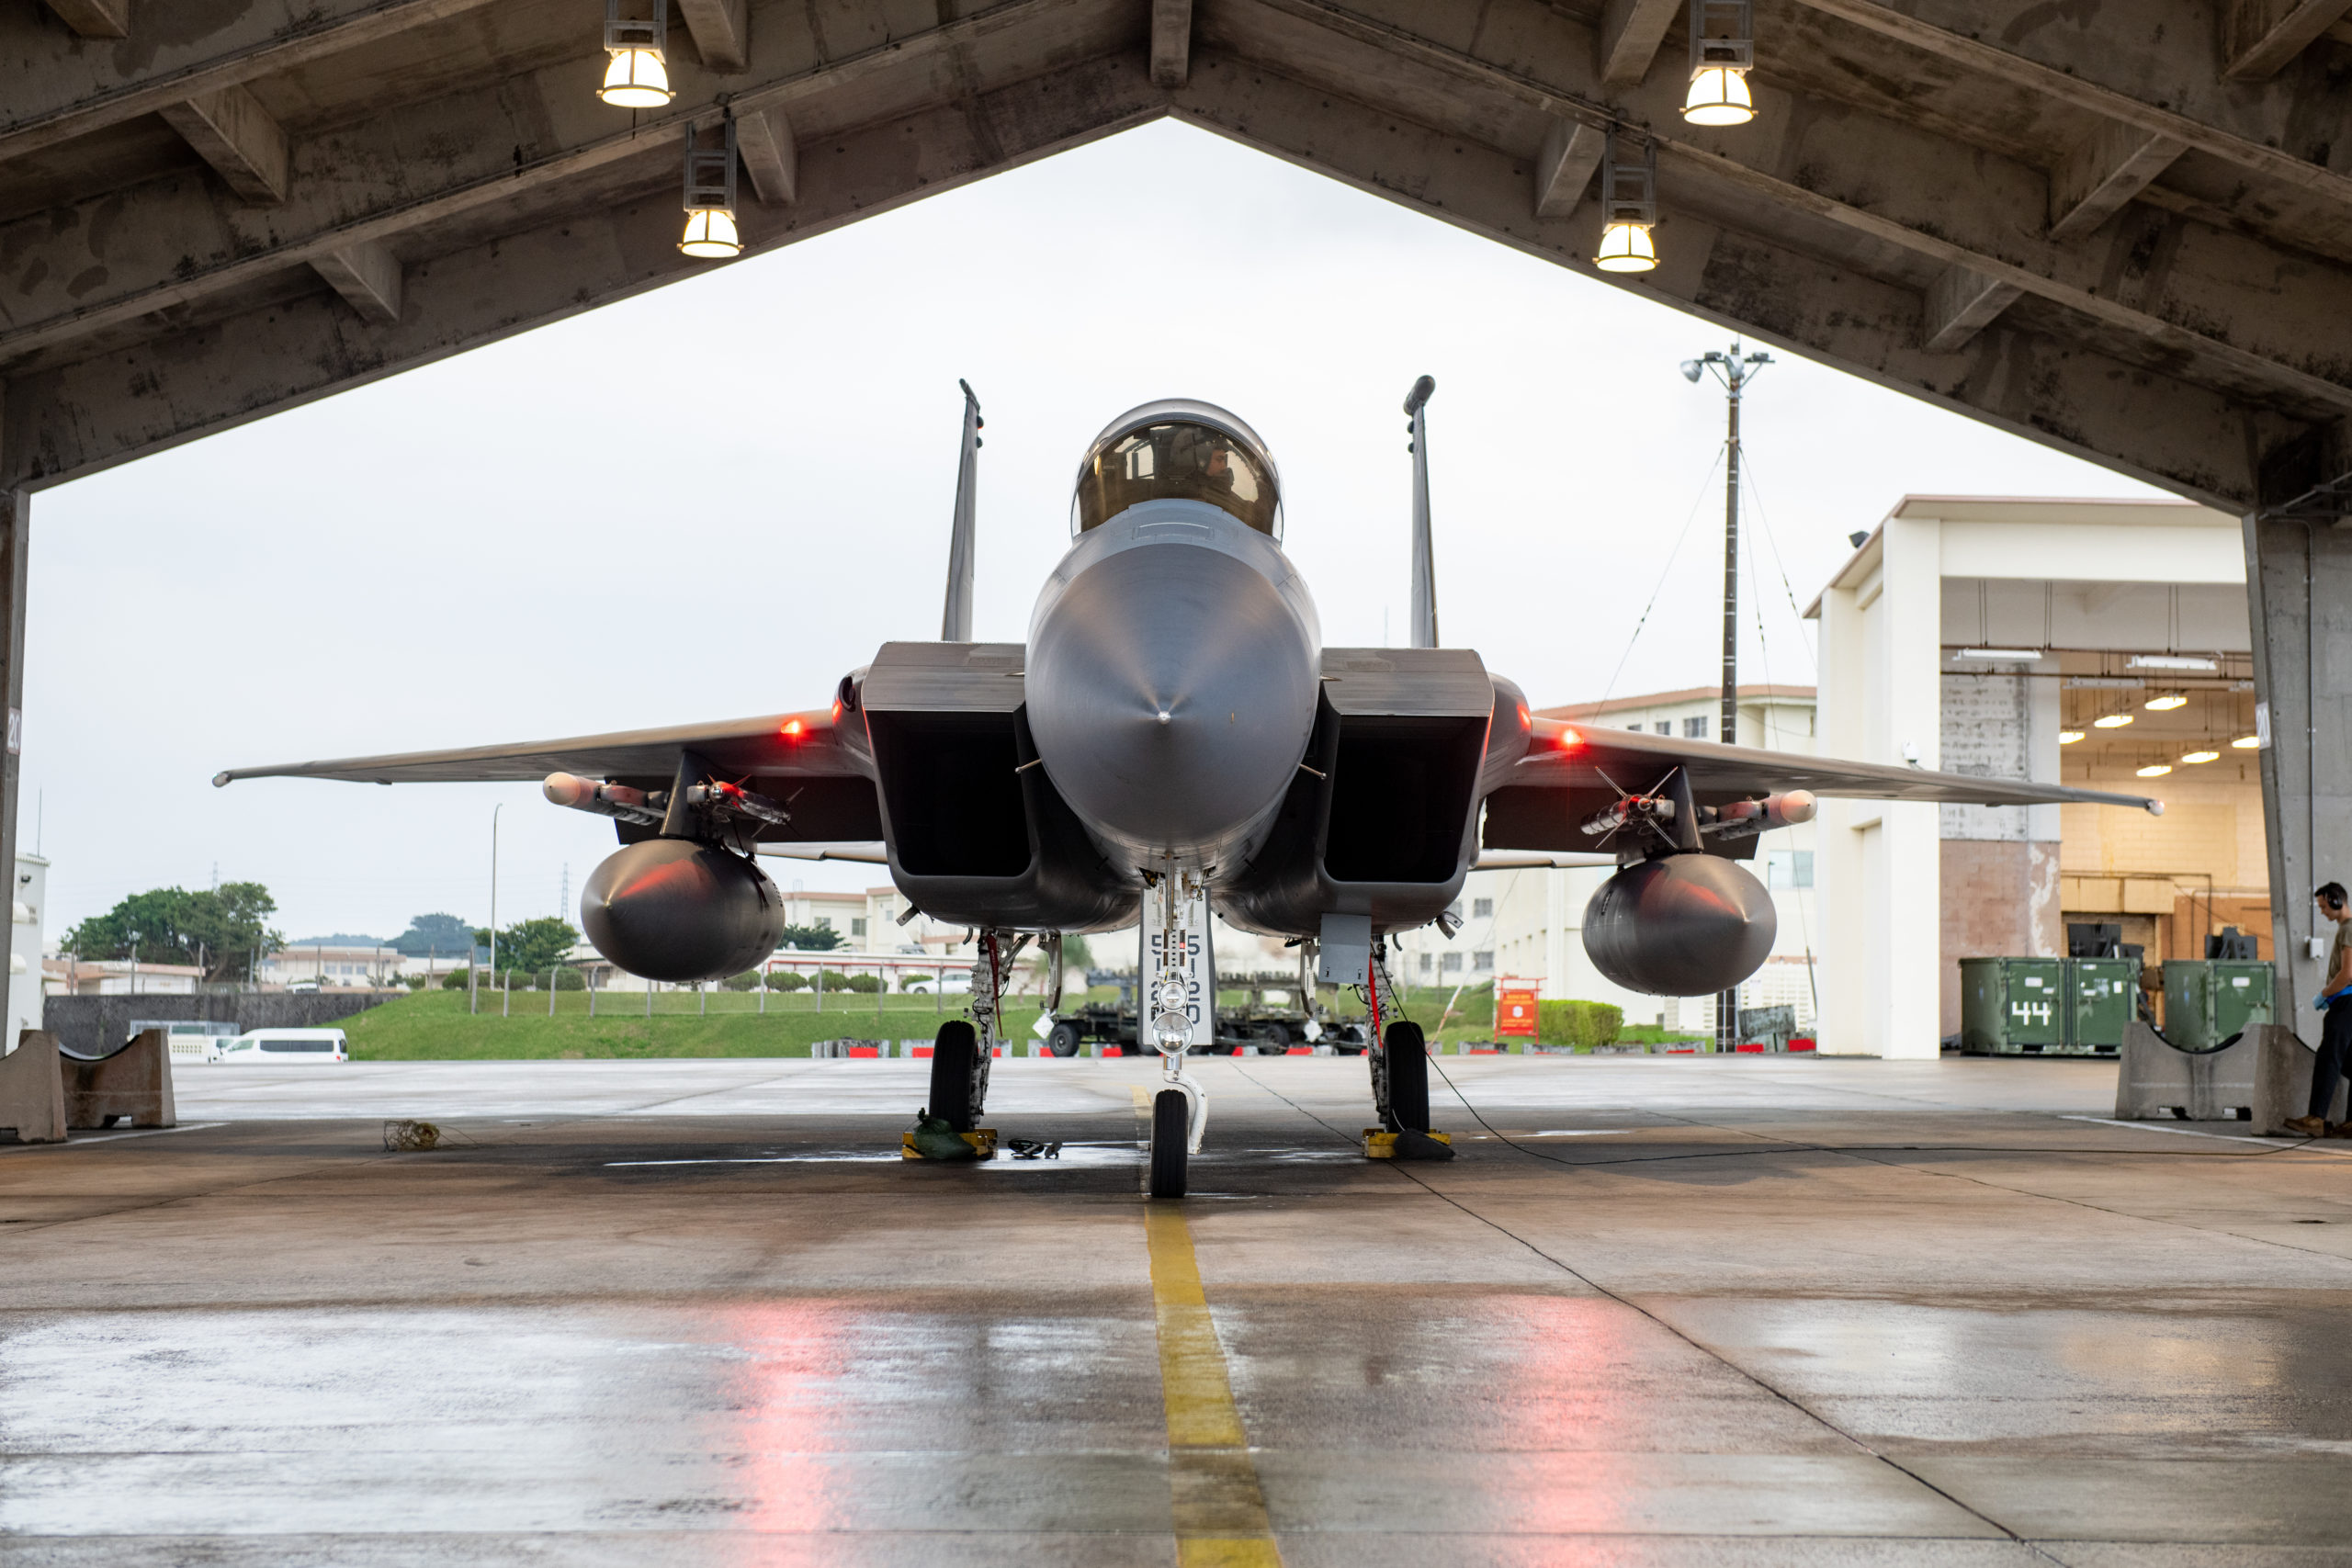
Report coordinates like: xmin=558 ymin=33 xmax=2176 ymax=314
xmin=1146 ymin=869 xmax=1209 ymax=1199
xmin=905 ymin=929 xmax=1023 ymax=1161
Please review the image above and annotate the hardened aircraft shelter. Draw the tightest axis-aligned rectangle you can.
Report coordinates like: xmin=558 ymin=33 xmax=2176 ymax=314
xmin=3 ymin=0 xmax=2350 ymax=1000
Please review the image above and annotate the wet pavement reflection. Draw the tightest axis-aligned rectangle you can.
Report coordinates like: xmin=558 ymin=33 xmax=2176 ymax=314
xmin=3 ymin=1055 xmax=2348 ymax=1564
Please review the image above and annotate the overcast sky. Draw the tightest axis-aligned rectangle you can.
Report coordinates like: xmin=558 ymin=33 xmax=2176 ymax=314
xmin=28 ymin=119 xmax=2165 ymax=945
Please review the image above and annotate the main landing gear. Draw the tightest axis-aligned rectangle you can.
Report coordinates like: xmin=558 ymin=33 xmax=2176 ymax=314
xmin=1364 ymin=947 xmax=1453 ymax=1162
xmin=902 ymin=930 xmax=1023 ymax=1163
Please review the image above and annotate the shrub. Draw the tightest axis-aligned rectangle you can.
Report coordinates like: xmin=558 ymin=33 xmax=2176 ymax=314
xmin=765 ymin=970 xmax=808 ymax=992
xmin=554 ymin=968 xmax=586 ymax=990
xmin=441 ymin=967 xmax=470 ymax=990
xmin=835 ymin=972 xmax=881 ymax=994
xmin=1536 ymin=999 xmax=1624 ymax=1048
xmin=722 ymin=972 xmax=761 ymax=991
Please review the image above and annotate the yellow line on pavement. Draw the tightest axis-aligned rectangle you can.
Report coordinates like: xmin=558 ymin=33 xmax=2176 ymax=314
xmin=1144 ymin=1202 xmax=1283 ymax=1568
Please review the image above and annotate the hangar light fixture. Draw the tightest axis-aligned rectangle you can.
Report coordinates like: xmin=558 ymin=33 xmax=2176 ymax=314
xmin=2232 ymin=734 xmax=2260 ymax=749
xmin=2136 ymin=763 xmax=2172 ymax=777
xmin=1682 ymin=1 xmax=1757 ymax=127
xmin=1594 ymin=135 xmax=1659 ymax=274
xmin=599 ymin=0 xmax=673 ymax=107
xmin=2180 ymin=750 xmax=2220 ymax=764
xmin=1956 ymin=648 xmax=2041 ymax=661
xmin=2059 ymin=729 xmax=2085 ymax=745
xmin=2143 ymin=693 xmax=2188 ymax=710
xmin=2093 ymin=714 xmax=2133 ymax=728
xmin=679 ymin=118 xmax=741 ymax=259
xmin=2127 ymin=654 xmax=2217 ymax=672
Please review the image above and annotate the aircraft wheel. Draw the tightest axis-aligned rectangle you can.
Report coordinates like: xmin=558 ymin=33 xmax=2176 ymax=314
xmin=1148 ymin=1089 xmax=1189 ymax=1199
xmin=929 ymin=1021 xmax=978 ymax=1131
xmin=1385 ymin=1021 xmax=1430 ymax=1132
xmin=1255 ymin=1022 xmax=1291 ymax=1055
xmin=1047 ymin=1021 xmax=1083 ymax=1057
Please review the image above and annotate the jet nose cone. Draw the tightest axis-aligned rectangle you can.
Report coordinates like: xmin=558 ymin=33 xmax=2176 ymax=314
xmin=1027 ymin=541 xmax=1317 ymax=859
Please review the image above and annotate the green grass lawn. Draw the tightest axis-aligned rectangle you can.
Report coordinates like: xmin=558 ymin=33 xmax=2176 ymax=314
xmin=344 ymin=987 xmax=1057 ymax=1060
xmin=339 ymin=982 xmax=1702 ymax=1059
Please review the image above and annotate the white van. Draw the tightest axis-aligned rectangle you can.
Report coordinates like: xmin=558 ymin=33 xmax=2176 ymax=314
xmin=208 ymin=1028 xmax=349 ymax=1064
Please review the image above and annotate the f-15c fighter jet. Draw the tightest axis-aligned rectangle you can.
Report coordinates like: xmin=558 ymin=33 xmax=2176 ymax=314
xmin=219 ymin=383 xmax=2158 ymax=1197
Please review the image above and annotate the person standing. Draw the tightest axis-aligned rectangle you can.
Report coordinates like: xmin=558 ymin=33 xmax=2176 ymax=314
xmin=2285 ymin=882 xmax=2352 ymax=1136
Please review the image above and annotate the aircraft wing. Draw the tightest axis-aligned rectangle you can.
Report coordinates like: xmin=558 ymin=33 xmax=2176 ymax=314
xmin=1484 ymin=717 xmax=2158 ymax=852
xmin=212 ymin=705 xmax=881 ymax=840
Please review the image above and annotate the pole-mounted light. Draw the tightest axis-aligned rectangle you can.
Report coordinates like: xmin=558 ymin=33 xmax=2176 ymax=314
xmin=1594 ymin=134 xmax=1659 ymax=274
xmin=600 ymin=0 xmax=673 ymax=107
xmin=1683 ymin=0 xmax=1756 ymax=126
xmin=679 ymin=116 xmax=741 ymax=259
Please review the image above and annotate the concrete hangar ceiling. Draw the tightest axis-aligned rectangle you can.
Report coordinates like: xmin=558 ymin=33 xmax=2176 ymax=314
xmin=2 ymin=0 xmax=2350 ymax=511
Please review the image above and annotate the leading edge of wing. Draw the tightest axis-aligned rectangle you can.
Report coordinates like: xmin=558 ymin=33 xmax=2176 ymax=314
xmin=1522 ymin=720 xmax=2163 ymax=814
xmin=212 ymin=710 xmax=848 ymax=787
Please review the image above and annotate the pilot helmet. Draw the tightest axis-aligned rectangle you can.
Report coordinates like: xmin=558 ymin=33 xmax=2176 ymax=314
xmin=1071 ymin=400 xmax=1283 ymax=540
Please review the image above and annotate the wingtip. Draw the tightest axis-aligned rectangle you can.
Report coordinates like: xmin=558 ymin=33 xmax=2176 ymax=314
xmin=2147 ymin=799 xmax=2165 ymax=817
xmin=211 ymin=771 xmax=232 ymax=789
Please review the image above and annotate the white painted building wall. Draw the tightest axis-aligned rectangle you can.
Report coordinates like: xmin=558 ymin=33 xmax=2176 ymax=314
xmin=6 ymin=854 xmax=43 ymax=1048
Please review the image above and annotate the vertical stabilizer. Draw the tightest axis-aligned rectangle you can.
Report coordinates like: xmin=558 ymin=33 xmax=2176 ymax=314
xmin=1405 ymin=376 xmax=1438 ymax=649
xmin=941 ymin=379 xmax=982 ymax=641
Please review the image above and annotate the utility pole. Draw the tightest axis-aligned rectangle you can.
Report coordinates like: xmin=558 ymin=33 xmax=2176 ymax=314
xmin=1681 ymin=339 xmax=1770 ymax=1052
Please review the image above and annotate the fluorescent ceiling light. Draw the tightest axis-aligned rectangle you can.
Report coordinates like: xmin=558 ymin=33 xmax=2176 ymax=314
xmin=2143 ymin=694 xmax=2188 ymax=710
xmin=2093 ymin=714 xmax=2133 ymax=728
xmin=2136 ymin=763 xmax=2172 ymax=777
xmin=2068 ymin=677 xmax=2143 ymax=690
xmin=2058 ymin=730 xmax=2085 ymax=744
xmin=1955 ymin=649 xmax=2041 ymax=661
xmin=2127 ymin=654 xmax=2217 ymax=671
xmin=2180 ymin=750 xmax=2220 ymax=764
xmin=2231 ymin=735 xmax=2260 ymax=749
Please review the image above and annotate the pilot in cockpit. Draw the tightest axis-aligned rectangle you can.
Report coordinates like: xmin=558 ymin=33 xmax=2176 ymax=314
xmin=1072 ymin=400 xmax=1283 ymax=540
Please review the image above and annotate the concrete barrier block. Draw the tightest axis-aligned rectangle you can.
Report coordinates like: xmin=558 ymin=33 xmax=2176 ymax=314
xmin=2113 ymin=1021 xmax=2329 ymax=1133
xmin=0 ymin=1029 xmax=67 ymax=1143
xmin=63 ymin=1028 xmax=175 ymax=1130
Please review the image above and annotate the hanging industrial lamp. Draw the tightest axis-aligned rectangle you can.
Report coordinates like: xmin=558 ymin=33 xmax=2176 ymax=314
xmin=1593 ymin=134 xmax=1659 ymax=274
xmin=600 ymin=0 xmax=673 ymax=108
xmin=1683 ymin=0 xmax=1757 ymax=126
xmin=679 ymin=116 xmax=741 ymax=258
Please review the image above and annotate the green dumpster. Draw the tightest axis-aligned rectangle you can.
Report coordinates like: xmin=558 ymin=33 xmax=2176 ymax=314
xmin=2165 ymin=959 xmax=2275 ymax=1050
xmin=2065 ymin=957 xmax=2138 ymax=1054
xmin=1960 ymin=957 xmax=2067 ymax=1054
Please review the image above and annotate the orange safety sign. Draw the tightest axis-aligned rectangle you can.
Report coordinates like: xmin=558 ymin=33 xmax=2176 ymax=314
xmin=1495 ymin=979 xmax=1539 ymax=1039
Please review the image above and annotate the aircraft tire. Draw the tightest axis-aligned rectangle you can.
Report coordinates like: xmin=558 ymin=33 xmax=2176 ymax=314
xmin=1148 ymin=1089 xmax=1189 ymax=1199
xmin=1385 ymin=1021 xmax=1430 ymax=1133
xmin=1047 ymin=1021 xmax=1083 ymax=1057
xmin=929 ymin=1021 xmax=978 ymax=1132
xmin=1255 ymin=1022 xmax=1290 ymax=1056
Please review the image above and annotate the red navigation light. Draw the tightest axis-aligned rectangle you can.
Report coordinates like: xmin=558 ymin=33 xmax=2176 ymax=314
xmin=1557 ymin=727 xmax=1582 ymax=750
xmin=782 ymin=718 xmax=805 ymax=738
xmin=1517 ymin=704 xmax=1532 ymax=729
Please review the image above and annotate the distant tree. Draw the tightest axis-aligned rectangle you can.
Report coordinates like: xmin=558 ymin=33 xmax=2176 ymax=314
xmin=479 ymin=917 xmax=579 ymax=978
xmin=390 ymin=912 xmax=476 ymax=958
xmin=1060 ymin=933 xmax=1094 ymax=968
xmin=62 ymin=882 xmax=283 ymax=982
xmin=779 ymin=922 xmax=843 ymax=951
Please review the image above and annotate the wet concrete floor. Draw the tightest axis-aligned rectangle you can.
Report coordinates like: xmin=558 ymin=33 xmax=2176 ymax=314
xmin=5 ymin=1054 xmax=2352 ymax=1565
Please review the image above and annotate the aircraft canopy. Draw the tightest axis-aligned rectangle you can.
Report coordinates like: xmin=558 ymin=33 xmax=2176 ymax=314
xmin=1072 ymin=402 xmax=1283 ymax=538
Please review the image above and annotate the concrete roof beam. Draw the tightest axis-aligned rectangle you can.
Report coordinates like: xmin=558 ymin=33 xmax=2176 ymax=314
xmin=156 ymin=85 xmax=288 ymax=205
xmin=678 ymin=0 xmax=751 ymax=74
xmin=1152 ymin=0 xmax=1195 ymax=87
xmin=39 ymin=0 xmax=127 ymax=40
xmin=1596 ymin=0 xmax=1679 ymax=86
xmin=309 ymin=239 xmax=402 ymax=325
xmin=1532 ymin=118 xmax=1605 ymax=220
xmin=736 ymin=107 xmax=798 ymax=205
xmin=1922 ymin=265 xmax=2021 ymax=354
xmin=2222 ymin=0 xmax=2352 ymax=81
xmin=0 ymin=0 xmax=501 ymax=166
xmin=2048 ymin=122 xmax=2188 ymax=242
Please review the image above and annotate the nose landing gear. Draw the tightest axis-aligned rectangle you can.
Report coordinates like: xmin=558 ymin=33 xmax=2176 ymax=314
xmin=1146 ymin=869 xmax=1211 ymax=1198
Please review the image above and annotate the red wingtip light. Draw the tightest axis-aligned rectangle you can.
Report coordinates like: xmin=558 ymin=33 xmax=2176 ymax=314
xmin=1518 ymin=704 xmax=1532 ymax=729
xmin=1557 ymin=727 xmax=1582 ymax=750
xmin=782 ymin=718 xmax=805 ymax=738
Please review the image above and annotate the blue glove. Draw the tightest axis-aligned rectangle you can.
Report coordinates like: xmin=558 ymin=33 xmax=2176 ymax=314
xmin=2321 ymin=987 xmax=2352 ymax=1013
xmin=2317 ymin=993 xmax=2332 ymax=1014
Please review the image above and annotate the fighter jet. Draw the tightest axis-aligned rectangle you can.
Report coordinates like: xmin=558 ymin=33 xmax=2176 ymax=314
xmin=218 ymin=382 xmax=2157 ymax=1197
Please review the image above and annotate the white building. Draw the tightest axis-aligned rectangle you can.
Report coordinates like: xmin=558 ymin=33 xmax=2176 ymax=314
xmin=6 ymin=853 xmax=43 ymax=1046
xmin=1807 ymin=496 xmax=2261 ymax=1058
xmin=44 ymin=957 xmax=202 ymax=996
xmin=259 ymin=941 xmax=401 ymax=989
xmin=1392 ymin=684 xmax=1822 ymax=1033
